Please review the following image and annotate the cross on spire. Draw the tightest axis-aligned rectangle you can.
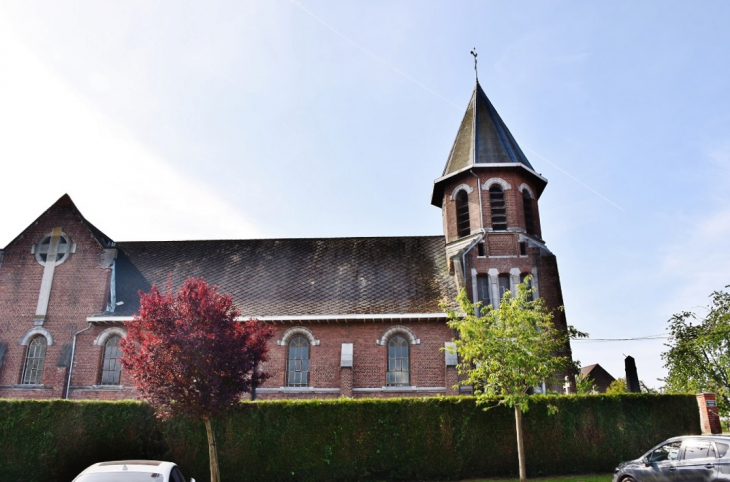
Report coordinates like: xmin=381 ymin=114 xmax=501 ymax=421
xmin=470 ymin=48 xmax=478 ymax=81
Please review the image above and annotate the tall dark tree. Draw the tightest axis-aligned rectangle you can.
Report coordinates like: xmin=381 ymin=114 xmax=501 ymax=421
xmin=121 ymin=277 xmax=273 ymax=482
xmin=663 ymin=287 xmax=730 ymax=417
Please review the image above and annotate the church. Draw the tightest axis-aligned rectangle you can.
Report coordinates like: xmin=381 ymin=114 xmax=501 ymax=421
xmin=0 ymin=80 xmax=573 ymax=400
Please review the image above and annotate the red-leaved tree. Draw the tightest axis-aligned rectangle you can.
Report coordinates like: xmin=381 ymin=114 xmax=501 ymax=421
xmin=121 ymin=277 xmax=273 ymax=482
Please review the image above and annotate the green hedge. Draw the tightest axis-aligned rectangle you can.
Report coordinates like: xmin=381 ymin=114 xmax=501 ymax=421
xmin=0 ymin=394 xmax=700 ymax=482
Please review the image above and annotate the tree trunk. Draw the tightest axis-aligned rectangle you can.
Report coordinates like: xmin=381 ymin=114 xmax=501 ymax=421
xmin=515 ymin=405 xmax=527 ymax=482
xmin=203 ymin=416 xmax=221 ymax=482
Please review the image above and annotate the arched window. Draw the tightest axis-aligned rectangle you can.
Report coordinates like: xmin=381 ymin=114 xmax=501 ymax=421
xmin=522 ymin=190 xmax=535 ymax=235
xmin=286 ymin=335 xmax=310 ymax=387
xmin=489 ymin=185 xmax=507 ymax=230
xmin=455 ymin=190 xmax=471 ymax=237
xmin=386 ymin=335 xmax=410 ymax=386
xmin=101 ymin=335 xmax=123 ymax=385
xmin=520 ymin=273 xmax=534 ymax=302
xmin=21 ymin=336 xmax=46 ymax=385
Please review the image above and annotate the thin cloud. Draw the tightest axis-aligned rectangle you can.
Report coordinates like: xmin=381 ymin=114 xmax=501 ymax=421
xmin=0 ymin=17 xmax=265 ymax=246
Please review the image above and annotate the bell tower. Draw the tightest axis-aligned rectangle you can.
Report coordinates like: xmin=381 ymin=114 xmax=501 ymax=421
xmin=432 ymin=79 xmax=574 ymax=386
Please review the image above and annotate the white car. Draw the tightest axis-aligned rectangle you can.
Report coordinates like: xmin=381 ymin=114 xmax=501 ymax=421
xmin=72 ymin=460 xmax=196 ymax=482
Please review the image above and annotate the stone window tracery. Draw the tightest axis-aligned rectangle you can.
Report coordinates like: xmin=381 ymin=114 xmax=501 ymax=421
xmin=286 ymin=335 xmax=310 ymax=387
xmin=386 ymin=335 xmax=409 ymax=386
xmin=21 ymin=336 xmax=46 ymax=385
xmin=100 ymin=335 xmax=123 ymax=385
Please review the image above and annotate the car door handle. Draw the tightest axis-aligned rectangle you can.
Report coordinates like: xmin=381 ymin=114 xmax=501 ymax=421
xmin=669 ymin=466 xmax=677 ymax=471
xmin=705 ymin=464 xmax=715 ymax=469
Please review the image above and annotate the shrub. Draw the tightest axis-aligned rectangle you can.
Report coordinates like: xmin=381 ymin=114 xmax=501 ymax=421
xmin=0 ymin=394 xmax=700 ymax=482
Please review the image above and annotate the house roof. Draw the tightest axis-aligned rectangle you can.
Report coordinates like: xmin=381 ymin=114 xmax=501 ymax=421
xmin=112 ymin=236 xmax=457 ymax=318
xmin=431 ymin=81 xmax=547 ymax=207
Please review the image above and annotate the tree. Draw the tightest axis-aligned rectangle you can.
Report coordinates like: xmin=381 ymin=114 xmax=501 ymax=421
xmin=605 ymin=377 xmax=627 ymax=394
xmin=121 ymin=277 xmax=273 ymax=482
xmin=575 ymin=372 xmax=597 ymax=395
xmin=662 ymin=287 xmax=730 ymax=417
xmin=442 ymin=279 xmax=575 ymax=482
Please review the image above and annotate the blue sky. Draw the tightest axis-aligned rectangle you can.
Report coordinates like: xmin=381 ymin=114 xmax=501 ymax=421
xmin=2 ymin=1 xmax=730 ymax=389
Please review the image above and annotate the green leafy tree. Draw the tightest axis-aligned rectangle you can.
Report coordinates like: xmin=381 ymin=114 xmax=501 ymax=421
xmin=442 ymin=278 xmax=575 ymax=482
xmin=575 ymin=372 xmax=597 ymax=395
xmin=662 ymin=288 xmax=730 ymax=416
xmin=606 ymin=377 xmax=627 ymax=394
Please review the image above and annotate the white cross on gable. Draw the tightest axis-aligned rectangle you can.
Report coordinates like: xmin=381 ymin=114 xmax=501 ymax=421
xmin=32 ymin=228 xmax=75 ymax=325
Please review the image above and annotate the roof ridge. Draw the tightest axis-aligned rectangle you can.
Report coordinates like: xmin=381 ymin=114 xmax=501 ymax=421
xmin=116 ymin=235 xmax=447 ymax=244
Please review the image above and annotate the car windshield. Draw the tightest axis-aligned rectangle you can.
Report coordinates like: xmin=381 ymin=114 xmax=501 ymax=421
xmin=74 ymin=473 xmax=164 ymax=481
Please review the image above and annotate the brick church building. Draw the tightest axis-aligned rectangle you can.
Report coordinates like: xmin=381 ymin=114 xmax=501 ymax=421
xmin=0 ymin=80 xmax=573 ymax=400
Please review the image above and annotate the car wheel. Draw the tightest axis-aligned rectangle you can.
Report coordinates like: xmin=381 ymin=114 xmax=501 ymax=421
xmin=622 ymin=476 xmax=637 ymax=482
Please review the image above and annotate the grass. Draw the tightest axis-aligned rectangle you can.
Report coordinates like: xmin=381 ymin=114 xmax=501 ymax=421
xmin=464 ymin=474 xmax=613 ymax=482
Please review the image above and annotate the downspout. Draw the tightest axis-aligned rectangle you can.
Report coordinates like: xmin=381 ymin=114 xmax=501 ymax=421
xmin=469 ymin=170 xmax=484 ymax=231
xmin=65 ymin=323 xmax=93 ymax=399
xmin=462 ymin=170 xmax=484 ymax=290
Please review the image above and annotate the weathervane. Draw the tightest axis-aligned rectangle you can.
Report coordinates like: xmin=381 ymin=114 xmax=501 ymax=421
xmin=470 ymin=48 xmax=478 ymax=81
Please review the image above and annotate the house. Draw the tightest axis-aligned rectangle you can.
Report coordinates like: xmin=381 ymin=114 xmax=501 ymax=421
xmin=580 ymin=364 xmax=616 ymax=393
xmin=0 ymin=80 xmax=573 ymax=400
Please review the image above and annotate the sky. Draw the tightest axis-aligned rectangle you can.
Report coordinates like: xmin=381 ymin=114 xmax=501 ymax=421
xmin=2 ymin=1 xmax=730 ymax=389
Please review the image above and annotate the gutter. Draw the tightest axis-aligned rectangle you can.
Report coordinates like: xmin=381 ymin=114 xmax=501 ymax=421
xmin=65 ymin=323 xmax=93 ymax=399
xmin=87 ymin=313 xmax=449 ymax=323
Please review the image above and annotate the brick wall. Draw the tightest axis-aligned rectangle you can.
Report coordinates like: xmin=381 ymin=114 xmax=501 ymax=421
xmin=256 ymin=321 xmax=455 ymax=399
xmin=441 ymin=168 xmax=543 ymax=243
xmin=0 ymin=196 xmax=112 ymax=398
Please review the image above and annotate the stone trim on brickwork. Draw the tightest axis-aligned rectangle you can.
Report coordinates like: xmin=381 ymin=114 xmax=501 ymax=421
xmin=93 ymin=327 xmax=127 ymax=346
xmin=449 ymin=183 xmax=474 ymax=200
xmin=375 ymin=325 xmax=420 ymax=346
xmin=482 ymin=177 xmax=511 ymax=191
xmin=277 ymin=326 xmax=320 ymax=346
xmin=256 ymin=387 xmax=340 ymax=394
xmin=18 ymin=327 xmax=53 ymax=346
xmin=433 ymin=163 xmax=548 ymax=186
xmin=89 ymin=313 xmax=449 ymax=323
xmin=518 ymin=183 xmax=534 ymax=198
xmin=353 ymin=386 xmax=446 ymax=393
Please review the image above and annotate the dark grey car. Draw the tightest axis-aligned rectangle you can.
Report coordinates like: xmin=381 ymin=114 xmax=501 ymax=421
xmin=614 ymin=436 xmax=730 ymax=482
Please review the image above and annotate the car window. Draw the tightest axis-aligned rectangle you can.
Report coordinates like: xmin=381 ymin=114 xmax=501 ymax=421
xmin=170 ymin=467 xmax=186 ymax=482
xmin=650 ymin=442 xmax=682 ymax=462
xmin=717 ymin=442 xmax=729 ymax=458
xmin=684 ymin=441 xmax=714 ymax=460
xmin=75 ymin=473 xmax=163 ymax=481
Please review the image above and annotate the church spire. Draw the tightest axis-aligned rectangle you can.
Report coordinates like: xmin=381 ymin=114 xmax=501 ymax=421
xmin=442 ymin=81 xmax=534 ymax=177
xmin=431 ymin=80 xmax=546 ymax=207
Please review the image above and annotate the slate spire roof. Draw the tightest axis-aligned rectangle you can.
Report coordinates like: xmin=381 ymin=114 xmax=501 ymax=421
xmin=443 ymin=80 xmax=534 ymax=176
xmin=431 ymin=81 xmax=546 ymax=207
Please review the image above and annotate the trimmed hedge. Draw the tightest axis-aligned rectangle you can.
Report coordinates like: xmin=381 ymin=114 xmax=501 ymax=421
xmin=0 ymin=395 xmax=700 ymax=482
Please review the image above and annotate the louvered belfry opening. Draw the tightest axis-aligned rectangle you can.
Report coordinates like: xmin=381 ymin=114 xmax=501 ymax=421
xmin=455 ymin=190 xmax=471 ymax=237
xmin=523 ymin=190 xmax=535 ymax=235
xmin=489 ymin=185 xmax=507 ymax=230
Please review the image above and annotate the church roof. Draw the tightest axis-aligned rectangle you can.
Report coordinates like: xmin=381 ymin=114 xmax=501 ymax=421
xmin=431 ymin=81 xmax=546 ymax=206
xmin=112 ymin=236 xmax=456 ymax=318
xmin=443 ymin=81 xmax=534 ymax=175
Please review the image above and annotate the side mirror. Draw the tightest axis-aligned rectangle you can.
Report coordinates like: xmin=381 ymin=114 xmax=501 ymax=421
xmin=642 ymin=457 xmax=651 ymax=467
